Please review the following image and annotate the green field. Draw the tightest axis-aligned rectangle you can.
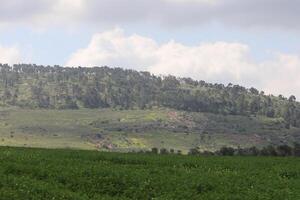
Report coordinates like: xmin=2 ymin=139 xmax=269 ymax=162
xmin=0 ymin=108 xmax=299 ymax=153
xmin=0 ymin=147 xmax=300 ymax=199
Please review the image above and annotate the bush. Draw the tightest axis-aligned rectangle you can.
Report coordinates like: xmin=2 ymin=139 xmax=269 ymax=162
xmin=294 ymin=143 xmax=300 ymax=157
xmin=218 ymin=147 xmax=235 ymax=156
xmin=277 ymin=145 xmax=293 ymax=156
xmin=160 ymin=148 xmax=169 ymax=155
xmin=188 ymin=148 xmax=199 ymax=155
xmin=260 ymin=145 xmax=278 ymax=156
xmin=151 ymin=147 xmax=159 ymax=154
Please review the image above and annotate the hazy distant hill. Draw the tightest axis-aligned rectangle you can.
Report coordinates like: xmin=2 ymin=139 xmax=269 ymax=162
xmin=0 ymin=64 xmax=299 ymax=151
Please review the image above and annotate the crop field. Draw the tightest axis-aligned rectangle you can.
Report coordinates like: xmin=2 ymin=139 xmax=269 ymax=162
xmin=0 ymin=147 xmax=300 ymax=200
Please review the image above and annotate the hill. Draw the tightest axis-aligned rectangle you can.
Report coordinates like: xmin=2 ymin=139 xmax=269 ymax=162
xmin=0 ymin=64 xmax=299 ymax=151
xmin=0 ymin=108 xmax=299 ymax=152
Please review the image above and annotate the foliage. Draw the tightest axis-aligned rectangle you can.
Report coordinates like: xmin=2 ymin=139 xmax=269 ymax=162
xmin=0 ymin=64 xmax=300 ymax=127
xmin=1 ymin=147 xmax=300 ymax=200
xmin=186 ymin=143 xmax=300 ymax=157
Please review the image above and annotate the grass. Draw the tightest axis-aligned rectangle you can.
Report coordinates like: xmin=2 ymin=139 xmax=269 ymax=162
xmin=0 ymin=147 xmax=300 ymax=199
xmin=0 ymin=107 xmax=299 ymax=152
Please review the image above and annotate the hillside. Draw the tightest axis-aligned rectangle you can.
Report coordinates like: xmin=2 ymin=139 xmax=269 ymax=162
xmin=0 ymin=64 xmax=299 ymax=127
xmin=0 ymin=64 xmax=300 ymax=151
xmin=0 ymin=108 xmax=299 ymax=152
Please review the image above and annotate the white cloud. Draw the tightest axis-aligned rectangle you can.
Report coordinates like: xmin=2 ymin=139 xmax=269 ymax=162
xmin=258 ymin=54 xmax=300 ymax=98
xmin=149 ymin=41 xmax=255 ymax=84
xmin=0 ymin=45 xmax=22 ymax=64
xmin=66 ymin=28 xmax=158 ymax=70
xmin=66 ymin=29 xmax=300 ymax=98
xmin=0 ymin=0 xmax=299 ymax=30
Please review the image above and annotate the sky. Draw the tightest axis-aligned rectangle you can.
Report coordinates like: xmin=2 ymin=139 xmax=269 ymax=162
xmin=0 ymin=0 xmax=300 ymax=98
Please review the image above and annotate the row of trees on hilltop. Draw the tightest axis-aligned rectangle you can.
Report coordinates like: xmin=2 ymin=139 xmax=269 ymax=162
xmin=0 ymin=63 xmax=300 ymax=127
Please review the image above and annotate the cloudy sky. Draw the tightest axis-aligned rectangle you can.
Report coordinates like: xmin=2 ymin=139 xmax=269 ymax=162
xmin=0 ymin=0 xmax=300 ymax=97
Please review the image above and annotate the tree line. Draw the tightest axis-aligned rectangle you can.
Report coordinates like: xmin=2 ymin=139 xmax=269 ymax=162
xmin=188 ymin=144 xmax=300 ymax=157
xmin=145 ymin=143 xmax=300 ymax=157
xmin=0 ymin=63 xmax=299 ymax=127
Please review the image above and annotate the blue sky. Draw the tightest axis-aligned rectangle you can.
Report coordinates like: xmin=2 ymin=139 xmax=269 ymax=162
xmin=0 ymin=0 xmax=300 ymax=97
xmin=2 ymin=24 xmax=300 ymax=64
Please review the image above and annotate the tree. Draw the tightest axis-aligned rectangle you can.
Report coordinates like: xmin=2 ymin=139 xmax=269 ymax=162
xmin=260 ymin=145 xmax=277 ymax=156
xmin=266 ymin=107 xmax=275 ymax=118
xmin=151 ymin=147 xmax=158 ymax=154
xmin=61 ymin=96 xmax=78 ymax=109
xmin=188 ymin=148 xmax=199 ymax=155
xmin=250 ymin=97 xmax=260 ymax=115
xmin=249 ymin=87 xmax=259 ymax=95
xmin=289 ymin=95 xmax=296 ymax=102
xmin=218 ymin=147 xmax=235 ymax=156
xmin=236 ymin=94 xmax=248 ymax=115
xmin=283 ymin=102 xmax=296 ymax=128
xmin=160 ymin=148 xmax=169 ymax=155
xmin=293 ymin=143 xmax=300 ymax=157
xmin=277 ymin=145 xmax=293 ymax=156
xmin=248 ymin=146 xmax=260 ymax=156
xmin=83 ymin=87 xmax=104 ymax=108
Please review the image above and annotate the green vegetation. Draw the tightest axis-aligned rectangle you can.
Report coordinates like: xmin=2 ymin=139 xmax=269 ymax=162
xmin=0 ymin=147 xmax=300 ymax=200
xmin=0 ymin=64 xmax=299 ymax=151
xmin=0 ymin=108 xmax=299 ymax=152
xmin=0 ymin=64 xmax=299 ymax=129
xmin=187 ymin=143 xmax=300 ymax=157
